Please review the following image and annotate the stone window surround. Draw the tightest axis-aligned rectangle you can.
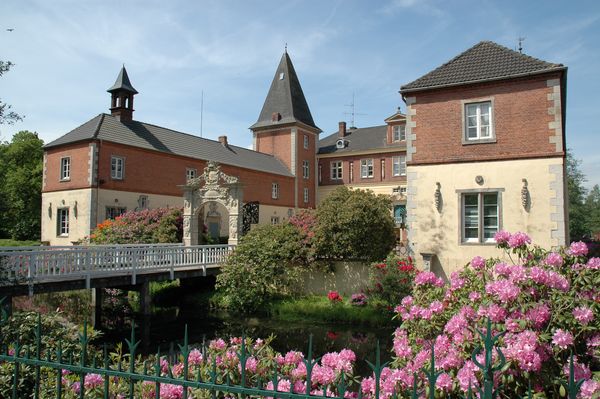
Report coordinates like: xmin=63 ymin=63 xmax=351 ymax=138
xmin=461 ymin=97 xmax=497 ymax=145
xmin=392 ymin=155 xmax=407 ymax=177
xmin=111 ymin=155 xmax=125 ymax=180
xmin=57 ymin=207 xmax=69 ymax=237
xmin=456 ymin=188 xmax=504 ymax=246
xmin=60 ymin=156 xmax=71 ymax=181
xmin=360 ymin=158 xmax=374 ymax=179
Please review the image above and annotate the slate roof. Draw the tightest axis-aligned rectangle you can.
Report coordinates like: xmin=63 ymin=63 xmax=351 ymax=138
xmin=318 ymin=125 xmax=405 ymax=155
xmin=250 ymin=52 xmax=320 ymax=131
xmin=45 ymin=114 xmax=293 ymax=177
xmin=401 ymin=41 xmax=565 ymax=93
xmin=107 ymin=66 xmax=138 ymax=94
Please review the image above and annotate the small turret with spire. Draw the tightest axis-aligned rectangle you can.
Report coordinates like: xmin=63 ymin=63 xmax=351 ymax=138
xmin=107 ymin=65 xmax=138 ymax=122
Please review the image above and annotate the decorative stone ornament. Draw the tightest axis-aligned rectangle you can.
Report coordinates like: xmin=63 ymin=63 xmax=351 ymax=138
xmin=180 ymin=161 xmax=243 ymax=246
xmin=434 ymin=182 xmax=442 ymax=213
xmin=521 ymin=178 xmax=530 ymax=211
xmin=475 ymin=175 xmax=484 ymax=185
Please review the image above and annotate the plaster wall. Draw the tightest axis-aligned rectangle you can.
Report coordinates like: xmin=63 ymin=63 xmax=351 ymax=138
xmin=407 ymin=157 xmax=566 ymax=277
xmin=41 ymin=189 xmax=95 ymax=245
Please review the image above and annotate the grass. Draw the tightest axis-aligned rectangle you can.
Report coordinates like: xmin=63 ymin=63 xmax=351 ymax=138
xmin=0 ymin=238 xmax=40 ymax=247
xmin=269 ymin=295 xmax=392 ymax=326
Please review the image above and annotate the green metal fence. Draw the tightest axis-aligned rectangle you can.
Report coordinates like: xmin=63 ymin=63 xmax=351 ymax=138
xmin=0 ymin=306 xmax=587 ymax=399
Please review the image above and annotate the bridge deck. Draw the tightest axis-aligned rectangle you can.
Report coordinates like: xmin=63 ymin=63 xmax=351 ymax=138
xmin=0 ymin=244 xmax=233 ymax=295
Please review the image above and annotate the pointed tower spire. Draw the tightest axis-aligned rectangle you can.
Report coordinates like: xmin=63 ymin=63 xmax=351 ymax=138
xmin=250 ymin=52 xmax=319 ymax=131
xmin=107 ymin=66 xmax=137 ymax=122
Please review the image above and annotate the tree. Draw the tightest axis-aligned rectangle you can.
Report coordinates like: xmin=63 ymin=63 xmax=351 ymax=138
xmin=566 ymin=150 xmax=590 ymax=240
xmin=0 ymin=131 xmax=43 ymax=240
xmin=585 ymin=184 xmax=600 ymax=237
xmin=0 ymin=61 xmax=23 ymax=125
xmin=315 ymin=186 xmax=395 ymax=262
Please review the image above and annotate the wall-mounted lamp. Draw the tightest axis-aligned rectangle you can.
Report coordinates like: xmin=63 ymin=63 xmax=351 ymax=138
xmin=48 ymin=202 xmax=52 ymax=218
xmin=73 ymin=201 xmax=78 ymax=218
xmin=521 ymin=179 xmax=530 ymax=211
xmin=434 ymin=182 xmax=442 ymax=213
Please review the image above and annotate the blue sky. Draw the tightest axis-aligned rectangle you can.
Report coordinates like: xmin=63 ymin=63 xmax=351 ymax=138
xmin=1 ymin=0 xmax=599 ymax=188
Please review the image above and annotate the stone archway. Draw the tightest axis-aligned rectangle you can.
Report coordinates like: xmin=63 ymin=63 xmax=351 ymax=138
xmin=181 ymin=161 xmax=243 ymax=246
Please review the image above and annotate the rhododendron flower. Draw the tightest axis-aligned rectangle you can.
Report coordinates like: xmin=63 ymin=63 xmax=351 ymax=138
xmin=468 ymin=291 xmax=481 ymax=302
xmin=327 ymin=290 xmax=343 ymax=302
xmin=209 ymin=338 xmax=226 ymax=351
xmin=544 ymin=252 xmax=563 ymax=267
xmin=436 ymin=373 xmax=453 ymax=391
xmin=456 ymin=361 xmax=479 ymax=392
xmin=586 ymin=257 xmax=600 ymax=269
xmin=526 ymin=304 xmax=551 ymax=329
xmin=84 ymin=374 xmax=103 ymax=389
xmin=494 ymin=230 xmax=511 ymax=244
xmin=562 ymin=356 xmax=591 ymax=381
xmin=471 ymin=256 xmax=486 ymax=270
xmin=573 ymin=306 xmax=594 ymax=325
xmin=508 ymin=231 xmax=531 ymax=248
xmin=580 ymin=379 xmax=600 ymax=399
xmin=552 ymin=329 xmax=574 ymax=349
xmin=414 ymin=271 xmax=444 ymax=287
xmin=188 ymin=349 xmax=203 ymax=366
xmin=485 ymin=280 xmax=521 ymax=302
xmin=567 ymin=241 xmax=588 ymax=256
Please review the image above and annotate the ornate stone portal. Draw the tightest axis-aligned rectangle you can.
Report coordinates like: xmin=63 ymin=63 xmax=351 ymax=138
xmin=180 ymin=161 xmax=243 ymax=246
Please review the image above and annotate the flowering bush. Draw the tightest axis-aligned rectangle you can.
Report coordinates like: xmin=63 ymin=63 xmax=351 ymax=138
xmin=350 ymin=293 xmax=368 ymax=307
xmin=88 ymin=207 xmax=183 ymax=244
xmin=367 ymin=254 xmax=416 ymax=308
xmin=371 ymin=232 xmax=600 ymax=398
xmin=328 ymin=290 xmax=343 ymax=303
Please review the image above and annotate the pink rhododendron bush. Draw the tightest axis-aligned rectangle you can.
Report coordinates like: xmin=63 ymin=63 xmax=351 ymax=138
xmin=367 ymin=232 xmax=599 ymax=398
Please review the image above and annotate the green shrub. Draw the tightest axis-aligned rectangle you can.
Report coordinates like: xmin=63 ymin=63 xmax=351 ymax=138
xmin=315 ymin=186 xmax=395 ymax=262
xmin=215 ymin=223 xmax=310 ymax=313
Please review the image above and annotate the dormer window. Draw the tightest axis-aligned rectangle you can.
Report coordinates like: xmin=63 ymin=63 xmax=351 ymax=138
xmin=393 ymin=125 xmax=406 ymax=142
xmin=279 ymin=72 xmax=285 ymax=80
xmin=336 ymin=139 xmax=347 ymax=149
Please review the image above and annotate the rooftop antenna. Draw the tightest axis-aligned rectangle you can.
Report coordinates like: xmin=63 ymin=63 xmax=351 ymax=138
xmin=344 ymin=92 xmax=367 ymax=129
xmin=200 ymin=90 xmax=204 ymax=138
xmin=518 ymin=37 xmax=525 ymax=53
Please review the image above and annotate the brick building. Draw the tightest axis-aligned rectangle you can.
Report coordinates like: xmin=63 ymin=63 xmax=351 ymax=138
xmin=41 ymin=41 xmax=568 ymax=277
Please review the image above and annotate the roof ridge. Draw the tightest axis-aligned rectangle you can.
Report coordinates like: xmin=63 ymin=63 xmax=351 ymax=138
xmin=92 ymin=113 xmax=105 ymax=139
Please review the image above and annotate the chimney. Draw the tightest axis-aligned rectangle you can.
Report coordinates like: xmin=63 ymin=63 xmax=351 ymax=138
xmin=218 ymin=135 xmax=228 ymax=147
xmin=338 ymin=121 xmax=347 ymax=137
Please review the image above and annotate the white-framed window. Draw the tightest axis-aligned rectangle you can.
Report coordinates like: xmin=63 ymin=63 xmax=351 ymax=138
xmin=360 ymin=159 xmax=373 ymax=179
xmin=272 ymin=182 xmax=279 ymax=199
xmin=392 ymin=156 xmax=406 ymax=176
xmin=303 ymin=188 xmax=309 ymax=203
xmin=57 ymin=208 xmax=69 ymax=236
xmin=60 ymin=157 xmax=71 ymax=181
xmin=461 ymin=192 xmax=500 ymax=244
xmin=271 ymin=216 xmax=280 ymax=225
xmin=138 ymin=195 xmax=148 ymax=209
xmin=465 ymin=101 xmax=493 ymax=141
xmin=186 ymin=168 xmax=197 ymax=181
xmin=392 ymin=125 xmax=406 ymax=142
xmin=303 ymin=135 xmax=309 ymax=150
xmin=111 ymin=156 xmax=124 ymax=180
xmin=106 ymin=207 xmax=127 ymax=220
xmin=330 ymin=161 xmax=342 ymax=180
xmin=302 ymin=160 xmax=310 ymax=179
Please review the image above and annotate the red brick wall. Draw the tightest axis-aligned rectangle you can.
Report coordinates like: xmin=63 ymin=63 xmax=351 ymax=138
xmin=296 ymin=129 xmax=317 ymax=208
xmin=408 ymin=73 xmax=563 ymax=165
xmin=44 ymin=142 xmax=91 ymax=192
xmin=254 ymin=128 xmax=292 ymax=170
xmin=95 ymin=141 xmax=295 ymax=207
xmin=318 ymin=152 xmax=408 ymax=186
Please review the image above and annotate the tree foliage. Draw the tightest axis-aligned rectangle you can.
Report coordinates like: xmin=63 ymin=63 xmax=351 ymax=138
xmin=0 ymin=131 xmax=44 ymax=240
xmin=0 ymin=61 xmax=23 ymax=125
xmin=215 ymin=223 xmax=310 ymax=312
xmin=315 ymin=186 xmax=395 ymax=262
xmin=567 ymin=150 xmax=600 ymax=241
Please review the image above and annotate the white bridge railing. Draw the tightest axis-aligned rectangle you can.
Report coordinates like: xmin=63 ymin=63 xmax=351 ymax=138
xmin=0 ymin=244 xmax=234 ymax=288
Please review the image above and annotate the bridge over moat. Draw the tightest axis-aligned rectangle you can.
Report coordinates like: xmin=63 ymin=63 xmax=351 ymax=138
xmin=0 ymin=243 xmax=233 ymax=318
